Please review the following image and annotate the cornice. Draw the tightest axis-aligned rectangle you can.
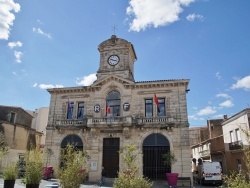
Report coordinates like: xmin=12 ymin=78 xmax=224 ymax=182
xmin=47 ymin=77 xmax=189 ymax=94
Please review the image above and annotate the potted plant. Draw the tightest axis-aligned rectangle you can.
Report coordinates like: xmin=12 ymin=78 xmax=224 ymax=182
xmin=57 ymin=144 xmax=89 ymax=188
xmin=162 ymin=151 xmax=178 ymax=186
xmin=22 ymin=145 xmax=43 ymax=188
xmin=2 ymin=162 xmax=18 ymax=188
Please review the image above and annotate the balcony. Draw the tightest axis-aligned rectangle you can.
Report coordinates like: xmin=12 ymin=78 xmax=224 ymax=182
xmin=229 ymin=140 xmax=243 ymax=150
xmin=55 ymin=119 xmax=87 ymax=129
xmin=88 ymin=116 xmax=133 ymax=127
xmin=134 ymin=116 xmax=175 ymax=129
xmin=199 ymin=149 xmax=210 ymax=157
xmin=54 ymin=115 xmax=175 ymax=129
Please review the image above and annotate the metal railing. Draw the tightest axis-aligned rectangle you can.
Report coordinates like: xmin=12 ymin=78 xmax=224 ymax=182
xmin=229 ymin=140 xmax=243 ymax=150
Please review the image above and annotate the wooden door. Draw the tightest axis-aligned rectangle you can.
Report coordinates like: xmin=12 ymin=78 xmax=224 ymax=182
xmin=103 ymin=138 xmax=120 ymax=178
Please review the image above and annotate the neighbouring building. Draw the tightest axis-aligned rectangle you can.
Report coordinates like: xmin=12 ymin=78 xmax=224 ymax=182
xmin=191 ymin=118 xmax=226 ymax=174
xmin=222 ymin=108 xmax=250 ymax=174
xmin=0 ymin=105 xmax=42 ymax=167
xmin=45 ymin=35 xmax=191 ymax=182
xmin=27 ymin=107 xmax=49 ymax=150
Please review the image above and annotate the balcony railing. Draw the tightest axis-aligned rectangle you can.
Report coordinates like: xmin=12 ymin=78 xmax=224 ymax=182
xmin=88 ymin=116 xmax=133 ymax=126
xmin=229 ymin=140 xmax=243 ymax=150
xmin=55 ymin=119 xmax=87 ymax=128
xmin=199 ymin=149 xmax=210 ymax=157
xmin=54 ymin=115 xmax=175 ymax=128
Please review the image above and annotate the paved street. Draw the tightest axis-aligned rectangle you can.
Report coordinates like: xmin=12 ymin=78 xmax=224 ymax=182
xmin=0 ymin=178 xmax=223 ymax=188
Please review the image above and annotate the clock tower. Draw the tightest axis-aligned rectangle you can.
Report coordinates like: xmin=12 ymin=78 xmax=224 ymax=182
xmin=96 ymin=35 xmax=137 ymax=81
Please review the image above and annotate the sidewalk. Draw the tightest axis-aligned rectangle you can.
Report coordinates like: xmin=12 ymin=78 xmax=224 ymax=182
xmin=0 ymin=178 xmax=168 ymax=188
xmin=0 ymin=178 xmax=112 ymax=188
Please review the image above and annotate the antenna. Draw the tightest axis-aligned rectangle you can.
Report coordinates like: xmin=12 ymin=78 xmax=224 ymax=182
xmin=111 ymin=24 xmax=118 ymax=35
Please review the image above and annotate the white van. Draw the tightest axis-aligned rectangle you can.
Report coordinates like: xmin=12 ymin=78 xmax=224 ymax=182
xmin=197 ymin=161 xmax=222 ymax=186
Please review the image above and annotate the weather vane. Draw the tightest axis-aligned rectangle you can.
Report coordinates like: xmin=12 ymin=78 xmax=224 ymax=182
xmin=111 ymin=24 xmax=118 ymax=35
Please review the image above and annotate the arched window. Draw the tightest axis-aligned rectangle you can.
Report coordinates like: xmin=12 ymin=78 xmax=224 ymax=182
xmin=106 ymin=91 xmax=120 ymax=116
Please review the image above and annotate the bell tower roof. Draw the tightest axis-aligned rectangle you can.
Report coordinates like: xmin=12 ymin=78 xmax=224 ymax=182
xmin=96 ymin=36 xmax=137 ymax=82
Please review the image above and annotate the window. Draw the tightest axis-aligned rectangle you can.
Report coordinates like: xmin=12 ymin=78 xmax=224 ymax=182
xmin=237 ymin=159 xmax=242 ymax=173
xmin=157 ymin=98 xmax=165 ymax=117
xmin=77 ymin=102 xmax=84 ymax=119
xmin=230 ymin=131 xmax=234 ymax=143
xmin=236 ymin=129 xmax=241 ymax=141
xmin=106 ymin=91 xmax=120 ymax=116
xmin=9 ymin=112 xmax=16 ymax=123
xmin=67 ymin=102 xmax=74 ymax=119
xmin=145 ymin=99 xmax=153 ymax=117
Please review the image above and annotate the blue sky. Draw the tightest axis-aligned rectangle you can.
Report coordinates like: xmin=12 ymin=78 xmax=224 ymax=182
xmin=0 ymin=0 xmax=250 ymax=127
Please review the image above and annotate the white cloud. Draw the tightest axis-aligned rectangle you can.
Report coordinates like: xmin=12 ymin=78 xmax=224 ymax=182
xmin=219 ymin=100 xmax=234 ymax=108
xmin=33 ymin=27 xmax=52 ymax=39
xmin=37 ymin=20 xmax=43 ymax=24
xmin=37 ymin=84 xmax=64 ymax=89
xmin=215 ymin=72 xmax=222 ymax=80
xmin=14 ymin=51 xmax=23 ymax=63
xmin=216 ymin=93 xmax=231 ymax=99
xmin=186 ymin=13 xmax=203 ymax=22
xmin=126 ymin=0 xmax=196 ymax=32
xmin=76 ymin=73 xmax=97 ymax=86
xmin=32 ymin=83 xmax=38 ymax=87
xmin=12 ymin=71 xmax=16 ymax=75
xmin=8 ymin=41 xmax=22 ymax=48
xmin=231 ymin=75 xmax=250 ymax=91
xmin=197 ymin=106 xmax=216 ymax=116
xmin=0 ymin=0 xmax=20 ymax=40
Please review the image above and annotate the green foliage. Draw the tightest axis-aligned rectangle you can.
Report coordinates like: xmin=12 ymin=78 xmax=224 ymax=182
xmin=162 ymin=152 xmax=177 ymax=167
xmin=22 ymin=144 xmax=43 ymax=185
xmin=0 ymin=131 xmax=9 ymax=161
xmin=222 ymin=172 xmax=250 ymax=188
xmin=113 ymin=144 xmax=152 ymax=188
xmin=2 ymin=162 xmax=18 ymax=180
xmin=57 ymin=144 xmax=89 ymax=188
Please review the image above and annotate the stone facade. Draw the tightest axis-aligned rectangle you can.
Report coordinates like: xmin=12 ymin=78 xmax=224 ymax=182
xmin=45 ymin=35 xmax=190 ymax=181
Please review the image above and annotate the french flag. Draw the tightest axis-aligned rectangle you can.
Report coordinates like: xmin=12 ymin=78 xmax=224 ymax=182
xmin=106 ymin=100 xmax=110 ymax=114
xmin=154 ymin=93 xmax=160 ymax=112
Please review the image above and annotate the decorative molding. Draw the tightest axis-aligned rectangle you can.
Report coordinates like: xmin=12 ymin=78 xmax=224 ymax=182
xmin=137 ymin=90 xmax=172 ymax=95
xmin=61 ymin=94 xmax=90 ymax=99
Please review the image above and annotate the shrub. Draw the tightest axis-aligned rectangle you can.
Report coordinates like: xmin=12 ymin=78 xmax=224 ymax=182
xmin=22 ymin=145 xmax=43 ymax=185
xmin=113 ymin=144 xmax=152 ymax=188
xmin=57 ymin=144 xmax=89 ymax=188
xmin=2 ymin=162 xmax=18 ymax=180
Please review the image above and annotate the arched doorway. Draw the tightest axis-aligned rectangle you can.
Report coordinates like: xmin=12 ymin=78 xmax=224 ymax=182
xmin=143 ymin=133 xmax=170 ymax=180
xmin=61 ymin=134 xmax=83 ymax=149
xmin=60 ymin=134 xmax=83 ymax=168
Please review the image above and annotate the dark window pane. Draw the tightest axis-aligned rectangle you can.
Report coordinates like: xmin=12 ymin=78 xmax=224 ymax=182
xmin=145 ymin=99 xmax=153 ymax=117
xmin=77 ymin=102 xmax=84 ymax=119
xmin=158 ymin=98 xmax=165 ymax=117
xmin=10 ymin=112 xmax=15 ymax=123
xmin=107 ymin=91 xmax=120 ymax=116
xmin=67 ymin=102 xmax=74 ymax=119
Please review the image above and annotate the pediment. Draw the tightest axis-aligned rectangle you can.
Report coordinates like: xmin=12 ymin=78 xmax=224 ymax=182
xmin=91 ymin=75 xmax=134 ymax=87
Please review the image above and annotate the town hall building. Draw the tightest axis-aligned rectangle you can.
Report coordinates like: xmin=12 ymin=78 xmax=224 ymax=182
xmin=45 ymin=35 xmax=191 ymax=181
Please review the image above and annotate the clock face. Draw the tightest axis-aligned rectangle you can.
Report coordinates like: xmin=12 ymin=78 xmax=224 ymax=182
xmin=108 ymin=55 xmax=120 ymax=66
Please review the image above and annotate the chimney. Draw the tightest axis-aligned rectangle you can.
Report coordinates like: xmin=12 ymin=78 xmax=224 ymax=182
xmin=223 ymin=115 xmax=228 ymax=120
